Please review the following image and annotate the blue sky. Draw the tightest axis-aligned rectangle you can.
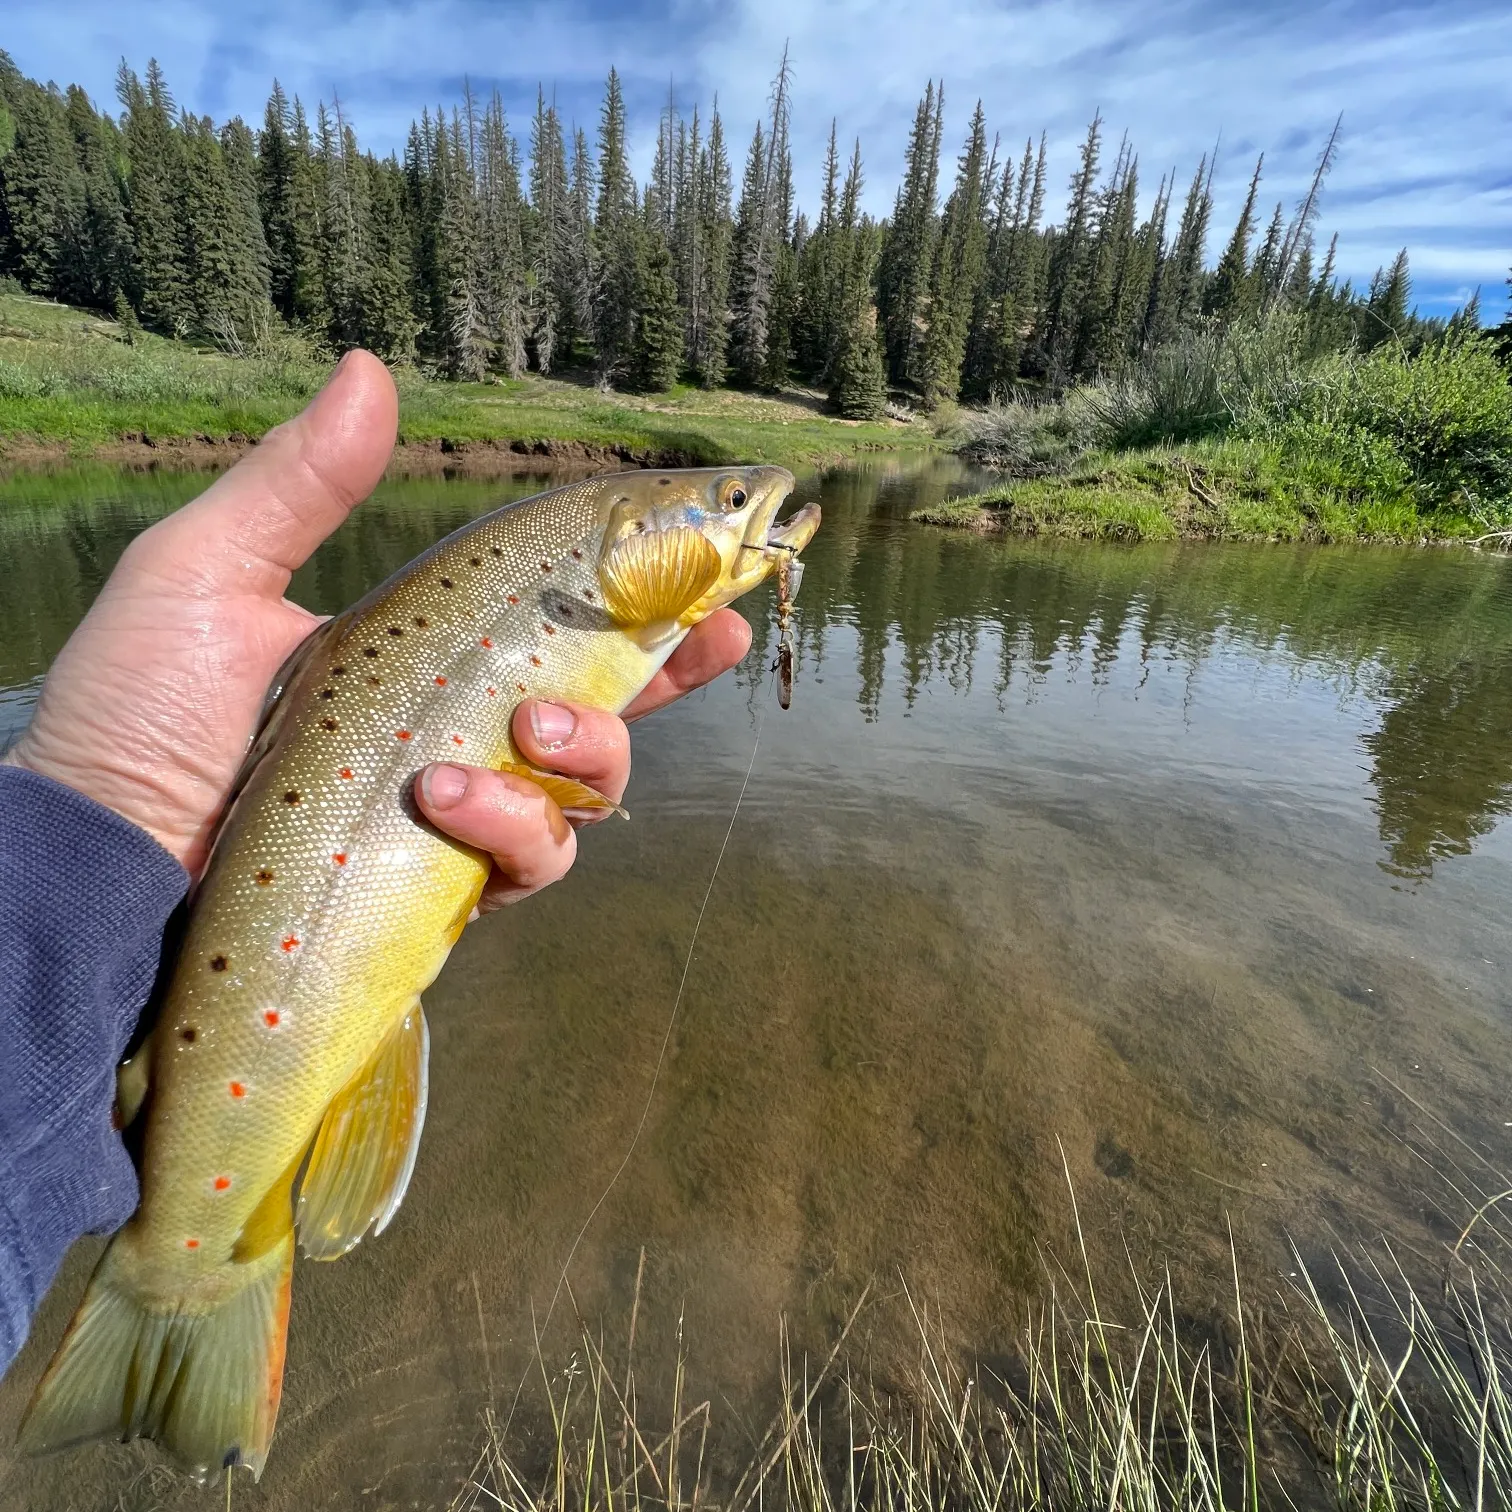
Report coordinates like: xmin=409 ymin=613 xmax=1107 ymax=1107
xmin=6 ymin=0 xmax=1509 ymax=320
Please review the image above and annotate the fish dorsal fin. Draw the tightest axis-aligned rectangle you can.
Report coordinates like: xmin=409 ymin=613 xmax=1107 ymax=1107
xmin=296 ymin=1004 xmax=429 ymax=1261
xmin=599 ymin=527 xmax=722 ymax=630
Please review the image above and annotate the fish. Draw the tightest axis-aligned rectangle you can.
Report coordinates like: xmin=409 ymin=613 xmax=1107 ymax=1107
xmin=17 ymin=466 xmax=820 ymax=1481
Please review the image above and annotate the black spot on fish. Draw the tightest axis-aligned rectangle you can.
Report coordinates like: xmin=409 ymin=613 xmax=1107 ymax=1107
xmin=181 ymin=1026 xmax=198 ymax=1042
xmin=284 ymin=790 xmax=301 ymax=805
xmin=209 ymin=956 xmax=228 ymax=973
xmin=559 ymin=605 xmax=573 ymax=619
xmin=366 ymin=674 xmax=381 ymax=687
xmin=255 ymin=869 xmax=274 ymax=885
xmin=363 ymin=646 xmax=379 ymax=659
xmin=319 ymin=688 xmax=335 ymax=700
xmin=332 ymin=665 xmax=346 ymax=676
xmin=387 ymin=626 xmax=404 ymax=637
xmin=440 ymin=577 xmax=454 ymax=589
xmin=469 ymin=556 xmax=482 ymax=567
xmin=658 ymin=477 xmax=672 ymax=485
xmin=490 ymin=546 xmax=503 ymax=557
xmin=414 ymin=616 xmax=429 ymax=629
xmin=321 ymin=717 xmax=338 ymax=731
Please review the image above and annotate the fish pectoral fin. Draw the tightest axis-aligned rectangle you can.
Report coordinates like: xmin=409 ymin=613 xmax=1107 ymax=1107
xmin=114 ymin=1036 xmax=152 ymax=1130
xmin=497 ymin=762 xmax=628 ymax=819
xmin=18 ymin=1225 xmax=294 ymax=1482
xmin=296 ymin=1003 xmax=430 ymax=1261
xmin=599 ymin=527 xmax=722 ymax=631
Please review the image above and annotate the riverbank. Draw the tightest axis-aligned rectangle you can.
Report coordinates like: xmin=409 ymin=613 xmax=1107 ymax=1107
xmin=914 ymin=438 xmax=1494 ymax=544
xmin=0 ymin=291 xmax=939 ymax=475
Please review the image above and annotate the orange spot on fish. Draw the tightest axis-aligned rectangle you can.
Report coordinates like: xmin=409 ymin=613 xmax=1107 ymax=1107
xmin=507 ymin=594 xmax=520 ymax=605
xmin=332 ymin=852 xmax=347 ymax=866
xmin=540 ymin=561 xmax=552 ymax=572
xmin=542 ymin=623 xmax=556 ymax=635
xmin=571 ymin=547 xmax=583 ymax=560
xmin=339 ymin=767 xmax=354 ymax=780
xmin=435 ymin=675 xmax=448 ymax=686
xmin=452 ymin=735 xmax=464 ymax=746
xmin=480 ymin=637 xmax=493 ymax=649
xmin=486 ymin=687 xmax=497 ymax=696
xmin=281 ymin=935 xmax=300 ymax=953
xmin=395 ymin=730 xmax=412 ymax=741
xmin=213 ymin=1175 xmax=231 ymax=1192
xmin=516 ymin=682 xmax=527 ymax=692
xmin=263 ymin=1009 xmax=281 ymax=1028
xmin=229 ymin=1081 xmax=246 ymax=1099
xmin=530 ymin=654 xmax=542 ymax=667
xmin=185 ymin=1237 xmax=200 ymax=1250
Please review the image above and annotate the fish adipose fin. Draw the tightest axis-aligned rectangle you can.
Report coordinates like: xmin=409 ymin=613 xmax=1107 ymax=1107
xmin=296 ymin=1003 xmax=429 ymax=1260
xmin=18 ymin=1226 xmax=294 ymax=1482
xmin=497 ymin=762 xmax=628 ymax=819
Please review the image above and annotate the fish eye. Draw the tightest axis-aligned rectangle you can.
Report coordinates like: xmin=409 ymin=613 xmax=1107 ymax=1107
xmin=718 ymin=479 xmax=749 ymax=512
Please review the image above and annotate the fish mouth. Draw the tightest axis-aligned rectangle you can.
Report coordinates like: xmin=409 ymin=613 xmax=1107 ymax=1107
xmin=762 ymin=501 xmax=822 ymax=556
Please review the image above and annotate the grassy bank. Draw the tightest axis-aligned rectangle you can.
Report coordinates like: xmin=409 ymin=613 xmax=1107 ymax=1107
xmin=919 ymin=324 xmax=1512 ymax=545
xmin=0 ymin=291 xmax=938 ymax=473
xmin=915 ymin=436 xmax=1457 ymax=544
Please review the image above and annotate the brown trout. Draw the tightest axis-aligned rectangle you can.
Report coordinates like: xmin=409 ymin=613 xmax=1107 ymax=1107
xmin=19 ymin=466 xmax=819 ymax=1480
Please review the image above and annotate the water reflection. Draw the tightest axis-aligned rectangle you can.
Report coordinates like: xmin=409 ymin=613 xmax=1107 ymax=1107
xmin=0 ymin=459 xmax=1509 ymax=1508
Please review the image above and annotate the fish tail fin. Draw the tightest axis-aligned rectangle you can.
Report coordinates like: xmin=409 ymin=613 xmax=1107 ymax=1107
xmin=17 ymin=1224 xmax=294 ymax=1482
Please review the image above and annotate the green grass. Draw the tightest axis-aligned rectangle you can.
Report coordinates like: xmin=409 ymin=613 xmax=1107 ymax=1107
xmin=450 ymin=1193 xmax=1512 ymax=1512
xmin=0 ymin=292 xmax=940 ymax=471
xmin=917 ymin=437 xmax=1481 ymax=544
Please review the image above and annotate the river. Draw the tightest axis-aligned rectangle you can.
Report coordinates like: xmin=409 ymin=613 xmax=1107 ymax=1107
xmin=0 ymin=457 xmax=1508 ymax=1508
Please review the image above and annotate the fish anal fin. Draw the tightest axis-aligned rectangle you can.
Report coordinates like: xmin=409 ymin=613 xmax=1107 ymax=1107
xmin=18 ymin=1225 xmax=294 ymax=1482
xmin=296 ymin=1004 xmax=429 ymax=1261
xmin=599 ymin=527 xmax=721 ymax=631
xmin=497 ymin=763 xmax=628 ymax=819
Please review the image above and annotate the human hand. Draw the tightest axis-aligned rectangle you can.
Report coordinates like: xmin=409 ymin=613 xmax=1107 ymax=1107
xmin=2 ymin=351 xmax=751 ymax=901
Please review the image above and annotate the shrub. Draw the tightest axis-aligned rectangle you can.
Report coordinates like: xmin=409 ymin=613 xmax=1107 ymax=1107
xmin=959 ymin=390 xmax=1101 ymax=475
xmin=1249 ymin=336 xmax=1512 ymax=518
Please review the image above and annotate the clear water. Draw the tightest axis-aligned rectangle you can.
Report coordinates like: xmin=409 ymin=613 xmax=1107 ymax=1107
xmin=0 ymin=458 xmax=1509 ymax=1508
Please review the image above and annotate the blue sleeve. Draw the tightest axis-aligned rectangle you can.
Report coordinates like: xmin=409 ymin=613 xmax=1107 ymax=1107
xmin=0 ymin=766 xmax=187 ymax=1371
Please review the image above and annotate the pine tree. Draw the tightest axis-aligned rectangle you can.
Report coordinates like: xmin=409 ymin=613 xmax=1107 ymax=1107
xmin=117 ymin=61 xmax=190 ymax=331
xmin=1035 ymin=111 xmax=1102 ymax=383
xmin=794 ymin=120 xmax=842 ymax=381
xmin=1146 ymin=152 xmax=1213 ymax=348
xmin=1363 ymin=248 xmax=1411 ymax=349
xmin=827 ymin=142 xmax=887 ymax=418
xmin=592 ymin=68 xmax=637 ymax=381
xmin=525 ymin=89 xmax=568 ymax=370
xmin=0 ymin=69 xmax=86 ymax=300
xmin=564 ymin=126 xmax=596 ymax=358
xmin=63 ymin=85 xmax=131 ymax=310
xmin=258 ymin=82 xmax=299 ymax=320
xmin=478 ymin=92 xmax=527 ymax=376
xmin=629 ymin=222 xmax=683 ymax=390
xmin=216 ymin=116 xmax=272 ymax=329
xmin=358 ymin=152 xmax=417 ymax=358
xmin=877 ymin=81 xmax=943 ymax=387
xmin=688 ymin=103 xmax=731 ymax=386
xmin=919 ymin=102 xmax=990 ymax=406
xmin=436 ymin=111 xmax=486 ymax=378
xmin=727 ymin=49 xmax=794 ymax=388
xmin=288 ymin=99 xmax=328 ymax=332
xmin=1204 ymin=154 xmax=1261 ymax=322
xmin=1249 ymin=201 xmax=1286 ymax=310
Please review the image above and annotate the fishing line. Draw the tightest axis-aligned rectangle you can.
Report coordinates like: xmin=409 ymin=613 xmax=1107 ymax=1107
xmin=502 ymin=666 xmax=774 ymax=1430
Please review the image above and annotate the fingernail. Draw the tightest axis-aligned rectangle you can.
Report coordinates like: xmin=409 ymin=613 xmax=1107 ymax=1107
xmin=530 ymin=701 xmax=577 ymax=750
xmin=421 ymin=763 xmax=469 ymax=811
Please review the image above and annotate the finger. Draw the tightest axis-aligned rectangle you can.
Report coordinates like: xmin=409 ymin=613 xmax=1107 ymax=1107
xmin=511 ymin=701 xmax=631 ymax=810
xmin=131 ymin=350 xmax=398 ymax=599
xmin=623 ymin=609 xmax=752 ymax=722
xmin=415 ymin=762 xmax=576 ymax=909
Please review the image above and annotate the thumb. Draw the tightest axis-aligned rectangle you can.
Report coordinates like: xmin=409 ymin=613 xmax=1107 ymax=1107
xmin=134 ymin=349 xmax=398 ymax=598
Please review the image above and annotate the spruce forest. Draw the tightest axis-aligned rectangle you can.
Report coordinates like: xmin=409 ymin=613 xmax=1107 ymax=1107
xmin=0 ymin=48 xmax=1463 ymax=422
